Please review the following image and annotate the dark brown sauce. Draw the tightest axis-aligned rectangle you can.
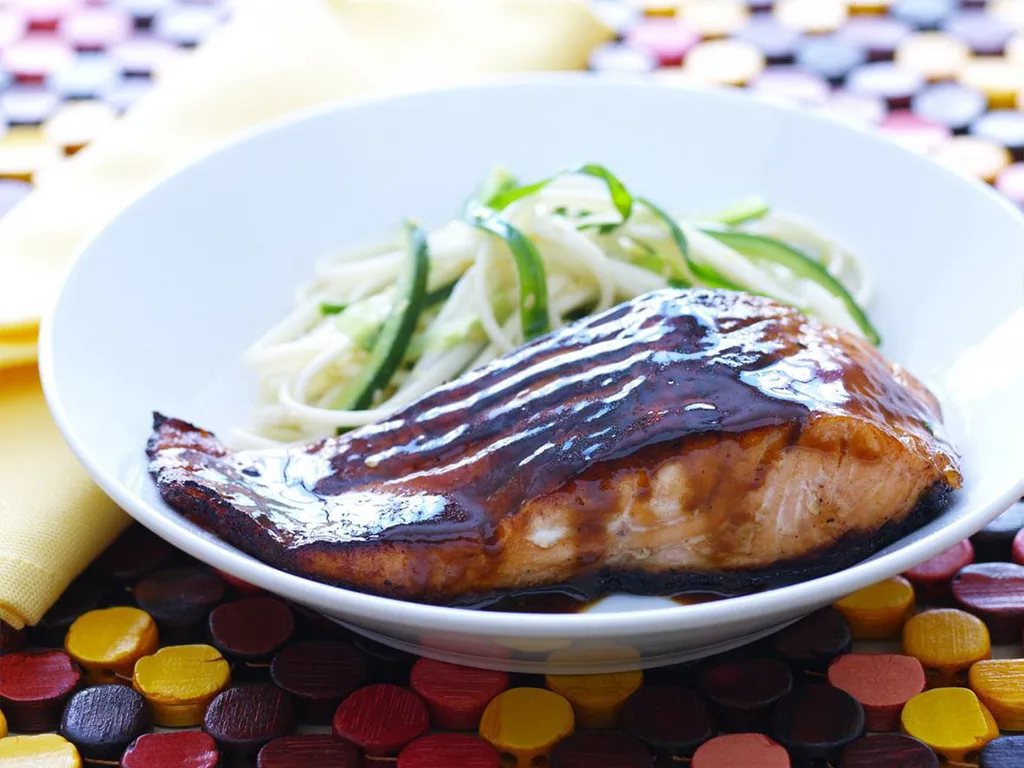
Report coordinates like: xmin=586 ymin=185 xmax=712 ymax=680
xmin=477 ymin=588 xmax=728 ymax=614
xmin=148 ymin=289 xmax=959 ymax=604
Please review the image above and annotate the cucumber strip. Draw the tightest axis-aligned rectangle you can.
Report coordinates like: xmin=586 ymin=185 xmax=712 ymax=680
xmin=638 ymin=197 xmax=743 ymax=291
xmin=330 ymin=220 xmax=431 ymax=410
xmin=704 ymin=229 xmax=881 ymax=345
xmin=319 ymin=302 xmax=346 ymax=315
xmin=706 ymin=195 xmax=771 ymax=225
xmin=464 ymin=204 xmax=550 ymax=341
xmin=486 ymin=163 xmax=634 ymax=222
xmin=425 ymin=280 xmax=457 ymax=307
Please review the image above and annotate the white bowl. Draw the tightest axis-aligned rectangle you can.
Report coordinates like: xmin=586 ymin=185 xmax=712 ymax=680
xmin=40 ymin=75 xmax=1024 ymax=673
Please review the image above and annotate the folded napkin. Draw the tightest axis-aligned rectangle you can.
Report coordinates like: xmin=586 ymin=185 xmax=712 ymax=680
xmin=0 ymin=0 xmax=610 ymax=628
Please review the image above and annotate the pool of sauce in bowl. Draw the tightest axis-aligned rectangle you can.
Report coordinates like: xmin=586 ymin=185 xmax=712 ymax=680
xmin=478 ymin=588 xmax=728 ymax=614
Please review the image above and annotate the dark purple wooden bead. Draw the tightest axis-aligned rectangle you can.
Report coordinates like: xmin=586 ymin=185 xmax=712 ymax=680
xmin=270 ymin=641 xmax=367 ymax=724
xmin=981 ymin=736 xmax=1024 ymax=768
xmin=942 ymin=11 xmax=1015 ymax=55
xmin=771 ymin=683 xmax=865 ymax=765
xmin=971 ymin=502 xmax=1024 ymax=562
xmin=59 ymin=683 xmax=151 ymax=761
xmin=770 ymin=608 xmax=852 ymax=673
xmin=203 ymin=684 xmax=293 ymax=758
xmin=622 ymin=685 xmax=714 ymax=757
xmin=0 ymin=620 xmax=26 ymax=655
xmin=30 ymin=573 xmax=105 ymax=648
xmin=839 ymin=734 xmax=940 ymax=768
xmin=699 ymin=656 xmax=793 ymax=732
xmin=551 ymin=730 xmax=654 ymax=768
xmin=95 ymin=525 xmax=175 ymax=584
xmin=134 ymin=565 xmax=226 ymax=632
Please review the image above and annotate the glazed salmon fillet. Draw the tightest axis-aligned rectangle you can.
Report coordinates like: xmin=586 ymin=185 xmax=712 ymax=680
xmin=147 ymin=290 xmax=961 ymax=603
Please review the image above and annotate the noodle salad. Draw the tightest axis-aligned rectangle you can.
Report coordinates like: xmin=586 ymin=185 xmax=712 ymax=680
xmin=237 ymin=164 xmax=877 ymax=446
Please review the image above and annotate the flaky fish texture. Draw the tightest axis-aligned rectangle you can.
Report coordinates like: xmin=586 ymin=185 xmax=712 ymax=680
xmin=148 ymin=290 xmax=961 ymax=604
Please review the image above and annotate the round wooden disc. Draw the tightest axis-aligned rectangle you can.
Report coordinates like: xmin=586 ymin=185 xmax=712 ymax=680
xmin=270 ymin=641 xmax=368 ymax=724
xmin=622 ymin=685 xmax=714 ymax=757
xmin=203 ymin=684 xmax=293 ymax=758
xmin=59 ymin=684 xmax=150 ymax=762
xmin=332 ymin=684 xmax=430 ymax=757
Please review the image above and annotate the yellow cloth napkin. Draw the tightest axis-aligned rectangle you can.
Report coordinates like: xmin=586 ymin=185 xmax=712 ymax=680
xmin=0 ymin=0 xmax=610 ymax=628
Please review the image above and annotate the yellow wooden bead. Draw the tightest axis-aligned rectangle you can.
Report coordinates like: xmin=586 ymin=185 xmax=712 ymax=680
xmin=903 ymin=608 xmax=991 ymax=686
xmin=776 ymin=0 xmax=848 ymax=35
xmin=968 ymin=659 xmax=1024 ymax=731
xmin=960 ymin=57 xmax=1024 ymax=109
xmin=0 ymin=127 xmax=61 ymax=184
xmin=479 ymin=688 xmax=574 ymax=767
xmin=901 ymin=687 xmax=999 ymax=764
xmin=0 ymin=709 xmax=7 ymax=738
xmin=678 ymin=0 xmax=749 ymax=39
xmin=132 ymin=644 xmax=231 ymax=727
xmin=65 ymin=607 xmax=159 ymax=685
xmin=545 ymin=669 xmax=643 ymax=728
xmin=833 ymin=576 xmax=916 ymax=639
xmin=895 ymin=32 xmax=971 ymax=82
xmin=934 ymin=136 xmax=1013 ymax=184
xmin=683 ymin=39 xmax=765 ymax=87
xmin=0 ymin=734 xmax=82 ymax=768
xmin=848 ymin=0 xmax=891 ymax=14
xmin=629 ymin=0 xmax=677 ymax=16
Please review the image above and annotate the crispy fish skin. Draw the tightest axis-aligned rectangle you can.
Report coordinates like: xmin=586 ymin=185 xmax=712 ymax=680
xmin=147 ymin=290 xmax=961 ymax=603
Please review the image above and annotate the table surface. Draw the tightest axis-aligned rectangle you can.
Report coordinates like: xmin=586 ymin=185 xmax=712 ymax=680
xmin=0 ymin=1 xmax=1022 ymax=766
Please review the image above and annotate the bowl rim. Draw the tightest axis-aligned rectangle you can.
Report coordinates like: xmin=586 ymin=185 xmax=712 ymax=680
xmin=39 ymin=72 xmax=1024 ymax=638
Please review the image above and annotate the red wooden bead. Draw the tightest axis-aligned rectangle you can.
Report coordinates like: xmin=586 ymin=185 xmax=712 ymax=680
xmin=332 ymin=684 xmax=429 ymax=757
xmin=203 ymin=684 xmax=293 ymax=758
xmin=398 ymin=734 xmax=501 ymax=768
xmin=0 ymin=650 xmax=81 ymax=732
xmin=1 ymin=35 xmax=75 ymax=85
xmin=61 ymin=8 xmax=132 ymax=50
xmin=699 ymin=657 xmax=792 ymax=731
xmin=951 ymin=562 xmax=1024 ymax=643
xmin=839 ymin=733 xmax=939 ymax=768
xmin=625 ymin=18 xmax=701 ymax=66
xmin=622 ymin=685 xmax=714 ymax=757
xmin=96 ymin=525 xmax=175 ymax=584
xmin=121 ymin=732 xmax=220 ymax=768
xmin=1 ymin=620 xmax=26 ymax=655
xmin=770 ymin=684 xmax=865 ymax=765
xmin=549 ymin=730 xmax=653 ymax=768
xmin=270 ymin=641 xmax=367 ymax=724
xmin=22 ymin=0 xmax=76 ymax=32
xmin=827 ymin=654 xmax=926 ymax=731
xmin=904 ymin=539 xmax=974 ymax=601
xmin=209 ymin=597 xmax=295 ymax=661
xmin=770 ymin=608 xmax=852 ymax=673
xmin=1014 ymin=528 xmax=1024 ymax=565
xmin=410 ymin=658 xmax=509 ymax=730
xmin=692 ymin=733 xmax=791 ymax=768
xmin=258 ymin=735 xmax=360 ymax=768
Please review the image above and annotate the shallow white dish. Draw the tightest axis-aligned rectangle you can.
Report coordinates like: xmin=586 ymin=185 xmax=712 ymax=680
xmin=41 ymin=75 xmax=1024 ymax=673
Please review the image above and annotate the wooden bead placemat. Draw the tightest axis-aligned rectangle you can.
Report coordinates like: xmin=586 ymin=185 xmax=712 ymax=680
xmin=0 ymin=1 xmax=1022 ymax=766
